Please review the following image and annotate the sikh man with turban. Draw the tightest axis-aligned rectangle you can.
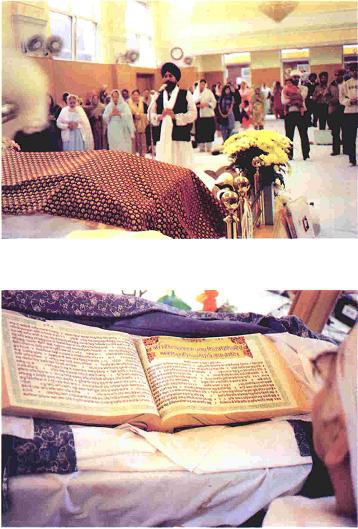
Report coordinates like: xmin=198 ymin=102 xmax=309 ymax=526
xmin=148 ymin=62 xmax=197 ymax=168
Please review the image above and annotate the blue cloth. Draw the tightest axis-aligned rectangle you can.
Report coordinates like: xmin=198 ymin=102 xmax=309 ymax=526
xmin=288 ymin=420 xmax=312 ymax=457
xmin=103 ymin=99 xmax=134 ymax=152
xmin=62 ymin=113 xmax=85 ymax=151
xmin=2 ymin=420 xmax=77 ymax=514
xmin=221 ymin=125 xmax=234 ymax=142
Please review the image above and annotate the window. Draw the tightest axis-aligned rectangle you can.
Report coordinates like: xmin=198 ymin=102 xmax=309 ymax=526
xmin=76 ymin=19 xmax=97 ymax=61
xmin=48 ymin=11 xmax=72 ymax=60
xmin=49 ymin=0 xmax=99 ymax=61
xmin=126 ymin=0 xmax=155 ymax=67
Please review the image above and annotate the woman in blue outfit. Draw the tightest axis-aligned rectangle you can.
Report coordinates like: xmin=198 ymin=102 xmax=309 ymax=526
xmin=56 ymin=94 xmax=94 ymax=151
xmin=103 ymin=89 xmax=135 ymax=152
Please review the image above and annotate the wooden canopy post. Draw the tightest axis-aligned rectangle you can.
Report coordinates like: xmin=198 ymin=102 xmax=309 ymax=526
xmin=289 ymin=290 xmax=342 ymax=333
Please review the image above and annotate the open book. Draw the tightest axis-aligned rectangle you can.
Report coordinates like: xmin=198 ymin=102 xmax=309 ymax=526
xmin=2 ymin=310 xmax=310 ymax=431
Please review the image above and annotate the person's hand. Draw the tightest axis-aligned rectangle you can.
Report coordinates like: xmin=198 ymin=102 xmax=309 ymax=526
xmin=162 ymin=108 xmax=174 ymax=118
xmin=68 ymin=122 xmax=74 ymax=129
xmin=199 ymin=103 xmax=208 ymax=109
xmin=112 ymin=108 xmax=120 ymax=116
xmin=9 ymin=140 xmax=21 ymax=151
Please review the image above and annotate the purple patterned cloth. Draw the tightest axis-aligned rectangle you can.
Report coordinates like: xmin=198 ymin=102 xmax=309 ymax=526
xmin=2 ymin=290 xmax=327 ymax=339
xmin=2 ymin=420 xmax=76 ymax=514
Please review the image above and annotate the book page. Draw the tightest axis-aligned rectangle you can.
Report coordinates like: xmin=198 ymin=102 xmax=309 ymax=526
xmin=2 ymin=311 xmax=158 ymax=422
xmin=137 ymin=334 xmax=310 ymax=426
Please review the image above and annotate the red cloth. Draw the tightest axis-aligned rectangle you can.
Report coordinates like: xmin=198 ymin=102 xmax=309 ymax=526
xmin=2 ymin=150 xmax=225 ymax=239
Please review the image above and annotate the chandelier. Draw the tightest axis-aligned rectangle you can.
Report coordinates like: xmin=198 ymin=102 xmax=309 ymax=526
xmin=259 ymin=1 xmax=299 ymax=23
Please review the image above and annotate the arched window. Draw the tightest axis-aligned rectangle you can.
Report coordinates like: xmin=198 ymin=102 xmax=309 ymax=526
xmin=48 ymin=0 xmax=100 ymax=61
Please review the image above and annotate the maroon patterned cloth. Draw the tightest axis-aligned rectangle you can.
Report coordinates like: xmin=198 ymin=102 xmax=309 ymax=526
xmin=2 ymin=150 xmax=226 ymax=239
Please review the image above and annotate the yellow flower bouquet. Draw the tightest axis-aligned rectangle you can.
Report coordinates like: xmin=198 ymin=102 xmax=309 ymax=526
xmin=223 ymin=130 xmax=292 ymax=189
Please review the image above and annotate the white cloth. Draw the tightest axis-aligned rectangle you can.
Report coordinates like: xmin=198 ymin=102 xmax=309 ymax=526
xmin=156 ymin=85 xmax=180 ymax=164
xmin=261 ymin=86 xmax=271 ymax=113
xmin=71 ymin=419 xmax=312 ymax=474
xmin=2 ymin=465 xmax=311 ymax=527
xmin=1 ymin=214 xmax=132 ymax=239
xmin=102 ymin=95 xmax=135 ymax=152
xmin=149 ymin=87 xmax=197 ymax=169
xmin=56 ymin=106 xmax=94 ymax=150
xmin=339 ymin=78 xmax=358 ymax=113
xmin=2 ymin=416 xmax=34 ymax=438
xmin=77 ymin=106 xmax=94 ymax=150
xmin=263 ymin=496 xmax=357 ymax=526
xmin=193 ymin=87 xmax=217 ymax=118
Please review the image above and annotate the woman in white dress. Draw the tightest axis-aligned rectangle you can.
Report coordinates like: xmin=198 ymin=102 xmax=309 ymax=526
xmin=103 ymin=89 xmax=135 ymax=152
xmin=193 ymin=79 xmax=217 ymax=152
xmin=56 ymin=94 xmax=93 ymax=151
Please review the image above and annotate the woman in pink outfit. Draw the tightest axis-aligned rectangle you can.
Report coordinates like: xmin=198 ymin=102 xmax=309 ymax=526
xmin=239 ymin=81 xmax=251 ymax=110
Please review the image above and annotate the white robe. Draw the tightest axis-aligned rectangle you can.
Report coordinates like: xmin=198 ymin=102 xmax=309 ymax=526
xmin=192 ymin=87 xmax=217 ymax=118
xmin=148 ymin=87 xmax=197 ymax=169
xmin=57 ymin=106 xmax=94 ymax=150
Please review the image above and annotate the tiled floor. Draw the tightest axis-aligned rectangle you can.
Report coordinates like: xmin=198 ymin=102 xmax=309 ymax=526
xmin=193 ymin=116 xmax=357 ymax=238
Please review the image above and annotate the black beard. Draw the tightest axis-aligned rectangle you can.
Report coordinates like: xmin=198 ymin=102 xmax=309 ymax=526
xmin=165 ymin=81 xmax=177 ymax=92
xmin=291 ymin=79 xmax=299 ymax=86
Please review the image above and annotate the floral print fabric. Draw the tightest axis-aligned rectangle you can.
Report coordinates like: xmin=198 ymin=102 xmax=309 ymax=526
xmin=2 ymin=420 xmax=77 ymax=513
xmin=2 ymin=150 xmax=225 ymax=239
xmin=1 ymin=290 xmax=326 ymax=341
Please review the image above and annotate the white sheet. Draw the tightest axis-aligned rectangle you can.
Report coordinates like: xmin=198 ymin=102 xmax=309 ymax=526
xmin=3 ymin=466 xmax=311 ymax=527
xmin=263 ymin=496 xmax=357 ymax=527
xmin=70 ymin=420 xmax=312 ymax=474
xmin=1 ymin=416 xmax=34 ymax=439
xmin=2 ymin=214 xmax=169 ymax=239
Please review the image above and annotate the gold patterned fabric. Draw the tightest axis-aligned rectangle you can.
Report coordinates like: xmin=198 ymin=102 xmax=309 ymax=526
xmin=2 ymin=150 xmax=225 ymax=238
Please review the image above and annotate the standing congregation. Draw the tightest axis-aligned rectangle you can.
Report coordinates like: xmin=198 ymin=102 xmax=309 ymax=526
xmin=11 ymin=62 xmax=357 ymax=168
